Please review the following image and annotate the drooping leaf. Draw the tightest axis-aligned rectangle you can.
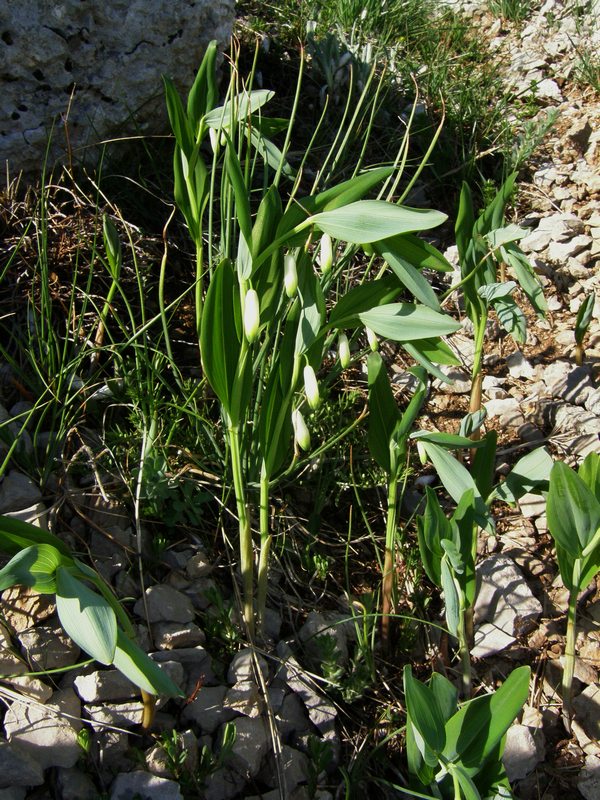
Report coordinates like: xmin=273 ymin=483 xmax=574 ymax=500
xmin=485 ymin=225 xmax=527 ymax=248
xmin=420 ymin=441 xmax=479 ymax=504
xmin=547 ymin=461 xmax=600 ymax=557
xmin=0 ymin=514 xmax=72 ymax=558
xmin=250 ymin=128 xmax=296 ymax=180
xmin=203 ymin=89 xmax=275 ymax=129
xmin=376 ymin=240 xmax=440 ymax=310
xmin=502 ymin=245 xmax=547 ymax=316
xmin=493 ymin=446 xmax=553 ymax=504
xmin=0 ymin=544 xmax=61 ymax=593
xmin=56 ymin=567 xmax=117 ymax=666
xmin=411 ymin=431 xmax=487 ymax=449
xmin=459 ymin=409 xmax=488 ymax=439
xmin=492 ymin=296 xmax=527 ymax=344
xmin=385 ymin=232 xmax=454 ymax=272
xmin=328 ymin=275 xmax=401 ymax=329
xmin=310 ymin=201 xmax=447 ymax=244
xmin=403 ymin=665 xmax=446 ymax=755
xmin=402 ymin=340 xmax=458 ymax=383
xmin=113 ymin=630 xmax=184 ymax=697
xmin=358 ymin=304 xmax=460 ymax=342
xmin=477 ymin=282 xmax=517 ymax=303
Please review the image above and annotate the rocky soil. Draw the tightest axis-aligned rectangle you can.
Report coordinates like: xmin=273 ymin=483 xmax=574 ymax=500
xmin=0 ymin=2 xmax=599 ymax=799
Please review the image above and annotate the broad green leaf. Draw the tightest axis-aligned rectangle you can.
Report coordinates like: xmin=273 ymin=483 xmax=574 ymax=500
xmin=452 ymin=765 xmax=482 ymax=800
xmin=187 ymin=40 xmax=218 ymax=127
xmin=416 ymin=487 xmax=450 ymax=586
xmin=224 ymin=142 xmax=252 ymax=251
xmin=502 ymin=245 xmax=547 ymax=316
xmin=474 ymin=173 xmax=516 ymax=237
xmin=402 ymin=340 xmax=457 ymax=383
xmin=310 ymin=201 xmax=447 ymax=244
xmin=376 ymin=241 xmax=440 ymax=310
xmin=493 ymin=447 xmax=552 ymax=504
xmin=493 ymin=297 xmax=527 ymax=344
xmin=442 ymin=665 xmax=530 ymax=773
xmin=203 ymin=89 xmax=274 ymax=128
xmin=477 ymin=282 xmax=517 ymax=303
xmin=420 ymin=442 xmax=479 ymax=503
xmin=359 ymin=304 xmax=460 ymax=342
xmin=251 ymin=186 xmax=283 ymax=263
xmin=113 ymin=630 xmax=184 ymax=697
xmin=575 ymin=293 xmax=595 ymax=347
xmin=405 ymin=716 xmax=436 ymax=786
xmin=485 ymin=225 xmax=527 ymax=248
xmin=410 ymin=431 xmax=487 ymax=449
xmin=455 ymin=182 xmax=475 ymax=263
xmin=102 ymin=215 xmax=122 ymax=278
xmin=471 ymin=430 xmax=498 ymax=502
xmin=547 ymin=461 xmax=600 ymax=557
xmin=163 ymin=75 xmax=193 ymax=156
xmin=394 ymin=368 xmax=428 ymax=444
xmin=367 ymin=352 xmax=400 ymax=474
xmin=430 ymin=672 xmax=458 ymax=724
xmin=403 ymin=665 xmax=446 ymax=755
xmin=250 ymin=129 xmax=296 ymax=180
xmin=328 ymin=275 xmax=400 ymax=329
xmin=294 ymin=260 xmax=325 ymax=357
xmin=385 ymin=232 xmax=454 ymax=272
xmin=441 ymin=556 xmax=461 ymax=637
xmin=0 ymin=544 xmax=61 ymax=593
xmin=0 ymin=515 xmax=72 ymax=558
xmin=579 ymin=453 xmax=600 ymax=500
xmin=459 ymin=409 xmax=487 ymax=439
xmin=56 ymin=567 xmax=117 ymax=665
xmin=200 ymin=259 xmax=242 ymax=421
xmin=258 ymin=365 xmax=294 ymax=478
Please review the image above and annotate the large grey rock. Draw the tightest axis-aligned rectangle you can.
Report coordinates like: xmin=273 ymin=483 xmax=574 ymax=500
xmin=0 ymin=470 xmax=42 ymax=514
xmin=0 ymin=740 xmax=45 ymax=788
xmin=503 ymin=724 xmax=545 ymax=781
xmin=181 ymin=685 xmax=237 ymax=734
xmin=579 ymin=755 xmax=600 ymax=800
xmin=19 ymin=623 xmax=80 ymax=670
xmin=110 ymin=771 xmax=183 ymax=800
xmin=0 ymin=1 xmax=234 ymax=175
xmin=473 ymin=556 xmax=542 ymax=658
xmin=228 ymin=647 xmax=270 ymax=684
xmin=227 ymin=716 xmax=270 ymax=778
xmin=4 ymin=688 xmax=82 ymax=769
xmin=134 ymin=584 xmax=195 ymax=623
xmin=74 ymin=669 xmax=138 ymax=703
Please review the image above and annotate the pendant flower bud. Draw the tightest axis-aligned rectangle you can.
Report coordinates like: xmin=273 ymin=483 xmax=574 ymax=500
xmin=318 ymin=233 xmax=333 ymax=274
xmin=303 ymin=365 xmax=320 ymax=410
xmin=416 ymin=440 xmax=428 ymax=466
xmin=338 ymin=333 xmax=350 ymax=369
xmin=292 ymin=409 xmax=311 ymax=451
xmin=284 ymin=253 xmax=298 ymax=298
xmin=243 ymin=289 xmax=260 ymax=343
xmin=365 ymin=326 xmax=378 ymax=352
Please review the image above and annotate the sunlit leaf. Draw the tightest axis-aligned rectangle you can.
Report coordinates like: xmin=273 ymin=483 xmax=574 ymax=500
xmin=403 ymin=665 xmax=446 ymax=755
xmin=113 ymin=630 xmax=184 ymax=697
xmin=547 ymin=461 xmax=600 ymax=557
xmin=0 ymin=544 xmax=61 ymax=593
xmin=310 ymin=201 xmax=447 ymax=244
xmin=359 ymin=304 xmax=460 ymax=342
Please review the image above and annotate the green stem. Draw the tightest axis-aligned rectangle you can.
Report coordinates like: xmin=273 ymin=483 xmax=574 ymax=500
xmin=195 ymin=239 xmax=204 ymax=341
xmin=257 ymin=463 xmax=271 ymax=636
xmin=563 ymin=562 xmax=580 ymax=728
xmin=381 ymin=471 xmax=398 ymax=654
xmin=458 ymin=598 xmax=473 ymax=699
xmin=227 ymin=423 xmax=254 ymax=637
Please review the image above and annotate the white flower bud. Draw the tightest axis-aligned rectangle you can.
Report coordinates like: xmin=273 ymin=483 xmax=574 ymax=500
xmin=416 ymin=440 xmax=428 ymax=466
xmin=284 ymin=253 xmax=298 ymax=298
xmin=292 ymin=409 xmax=311 ymax=451
xmin=318 ymin=233 xmax=333 ymax=274
xmin=208 ymin=128 xmax=219 ymax=153
xmin=338 ymin=333 xmax=350 ymax=369
xmin=365 ymin=326 xmax=378 ymax=352
xmin=243 ymin=289 xmax=260 ymax=343
xmin=303 ymin=365 xmax=320 ymax=410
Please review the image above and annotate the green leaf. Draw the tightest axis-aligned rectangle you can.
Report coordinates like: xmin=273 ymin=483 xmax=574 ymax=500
xmin=359 ymin=304 xmax=460 ymax=342
xmin=394 ymin=368 xmax=428 ymax=444
xmin=485 ymin=225 xmax=527 ymax=248
xmin=441 ymin=556 xmax=461 ymax=637
xmin=250 ymin=128 xmax=296 ymax=180
xmin=502 ymin=245 xmax=547 ymax=316
xmin=493 ymin=297 xmax=527 ymax=344
xmin=113 ymin=630 xmax=184 ymax=697
xmin=327 ymin=275 xmax=400 ymax=329
xmin=443 ymin=666 xmax=530 ymax=774
xmin=402 ymin=340 xmax=457 ymax=383
xmin=547 ymin=461 xmax=600 ymax=557
xmin=294 ymin=259 xmax=325 ymax=357
xmin=102 ymin=215 xmax=122 ymax=278
xmin=477 ymin=282 xmax=517 ymax=303
xmin=259 ymin=365 xmax=294 ymax=478
xmin=163 ymin=75 xmax=193 ymax=156
xmin=56 ymin=567 xmax=117 ymax=665
xmin=471 ymin=430 xmax=498 ymax=501
xmin=579 ymin=453 xmax=600 ymax=500
xmin=367 ymin=352 xmax=400 ymax=474
xmin=0 ymin=544 xmax=61 ymax=593
xmin=455 ymin=182 xmax=475 ymax=262
xmin=0 ymin=515 xmax=72 ymax=558
xmin=492 ymin=446 xmax=552 ymax=504
xmin=403 ymin=665 xmax=446 ymax=755
xmin=416 ymin=487 xmax=450 ymax=586
xmin=452 ymin=765 xmax=482 ymax=800
xmin=376 ymin=240 xmax=440 ymax=310
xmin=310 ymin=201 xmax=447 ymax=244
xmin=251 ymin=185 xmax=283 ymax=264
xmin=459 ymin=409 xmax=487 ymax=439
xmin=430 ymin=672 xmax=458 ymax=724
xmin=203 ymin=89 xmax=274 ymax=129
xmin=575 ymin=293 xmax=595 ymax=347
xmin=420 ymin=442 xmax=479 ymax=504
xmin=200 ymin=259 xmax=242 ymax=421
xmin=406 ymin=716 xmax=436 ymax=786
xmin=386 ymin=233 xmax=454 ymax=272
xmin=411 ymin=431 xmax=487 ymax=449
xmin=186 ymin=40 xmax=218 ymax=127
xmin=224 ymin=142 xmax=252 ymax=253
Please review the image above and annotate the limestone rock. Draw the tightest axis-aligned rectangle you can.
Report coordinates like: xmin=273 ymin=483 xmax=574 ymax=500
xmin=74 ymin=669 xmax=138 ymax=703
xmin=152 ymin=621 xmax=205 ymax=650
xmin=503 ymin=724 xmax=545 ymax=781
xmin=110 ymin=771 xmax=183 ymax=800
xmin=228 ymin=648 xmax=270 ymax=684
xmin=134 ymin=584 xmax=195 ymax=623
xmin=579 ymin=754 xmax=600 ymax=800
xmin=0 ymin=470 xmax=42 ymax=514
xmin=0 ymin=0 xmax=235 ymax=176
xmin=19 ymin=623 xmax=80 ymax=670
xmin=181 ymin=685 xmax=237 ymax=734
xmin=0 ymin=740 xmax=45 ymax=788
xmin=4 ymin=688 xmax=82 ymax=769
xmin=227 ymin=716 xmax=270 ymax=778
